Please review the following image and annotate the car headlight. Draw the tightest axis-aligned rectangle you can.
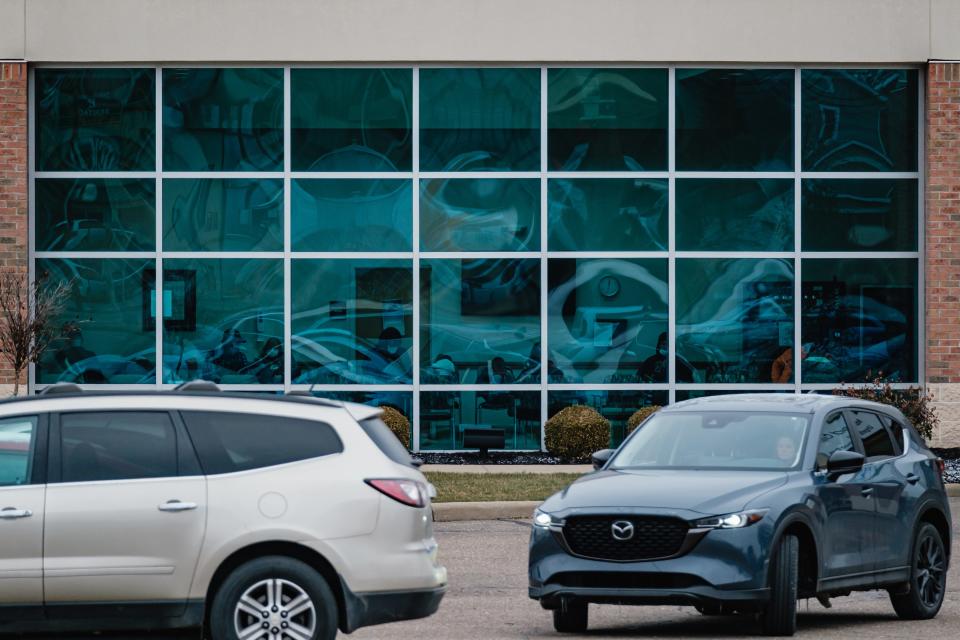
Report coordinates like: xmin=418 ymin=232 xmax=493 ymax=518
xmin=693 ymin=509 xmax=768 ymax=529
xmin=533 ymin=508 xmax=557 ymax=529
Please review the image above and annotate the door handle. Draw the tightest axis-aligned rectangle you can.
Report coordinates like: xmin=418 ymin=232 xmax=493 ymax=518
xmin=860 ymin=487 xmax=874 ymax=497
xmin=905 ymin=473 xmax=920 ymax=485
xmin=0 ymin=507 xmax=32 ymax=519
xmin=158 ymin=500 xmax=198 ymax=512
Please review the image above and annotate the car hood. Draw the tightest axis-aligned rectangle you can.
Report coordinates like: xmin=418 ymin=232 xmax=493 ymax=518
xmin=541 ymin=468 xmax=788 ymax=517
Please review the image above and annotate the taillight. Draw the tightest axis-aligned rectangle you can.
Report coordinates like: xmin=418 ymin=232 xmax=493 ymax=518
xmin=365 ymin=479 xmax=427 ymax=507
xmin=936 ymin=457 xmax=946 ymax=478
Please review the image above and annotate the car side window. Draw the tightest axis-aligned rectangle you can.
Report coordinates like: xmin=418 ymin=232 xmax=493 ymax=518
xmin=880 ymin=414 xmax=906 ymax=452
xmin=816 ymin=412 xmax=856 ymax=469
xmin=850 ymin=410 xmax=896 ymax=459
xmin=0 ymin=416 xmax=39 ymax=487
xmin=180 ymin=411 xmax=343 ymax=475
xmin=60 ymin=412 xmax=178 ymax=482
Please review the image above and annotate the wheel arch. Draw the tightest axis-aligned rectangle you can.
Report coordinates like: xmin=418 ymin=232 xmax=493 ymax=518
xmin=771 ymin=513 xmax=820 ymax=598
xmin=917 ymin=503 xmax=952 ymax=563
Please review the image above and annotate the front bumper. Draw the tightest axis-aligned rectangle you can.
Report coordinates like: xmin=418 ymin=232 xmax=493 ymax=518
xmin=340 ymin=582 xmax=446 ymax=633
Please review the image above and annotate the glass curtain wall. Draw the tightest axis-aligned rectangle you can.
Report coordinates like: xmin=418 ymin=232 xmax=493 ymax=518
xmin=31 ymin=66 xmax=922 ymax=451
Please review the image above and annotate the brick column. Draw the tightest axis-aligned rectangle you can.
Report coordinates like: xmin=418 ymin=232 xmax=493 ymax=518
xmin=927 ymin=62 xmax=960 ymax=446
xmin=0 ymin=62 xmax=28 ymax=395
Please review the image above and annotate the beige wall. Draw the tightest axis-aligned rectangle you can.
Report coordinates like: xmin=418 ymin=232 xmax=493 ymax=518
xmin=1 ymin=0 xmax=958 ymax=63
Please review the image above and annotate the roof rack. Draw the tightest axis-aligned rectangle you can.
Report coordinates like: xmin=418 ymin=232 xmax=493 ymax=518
xmin=39 ymin=382 xmax=84 ymax=395
xmin=173 ymin=380 xmax=221 ymax=392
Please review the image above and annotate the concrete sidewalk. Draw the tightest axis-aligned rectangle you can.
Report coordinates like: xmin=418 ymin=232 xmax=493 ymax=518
xmin=421 ymin=464 xmax=592 ymax=474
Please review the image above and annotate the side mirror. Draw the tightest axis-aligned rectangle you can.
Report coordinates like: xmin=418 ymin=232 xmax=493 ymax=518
xmin=826 ymin=450 xmax=865 ymax=479
xmin=591 ymin=449 xmax=615 ymax=471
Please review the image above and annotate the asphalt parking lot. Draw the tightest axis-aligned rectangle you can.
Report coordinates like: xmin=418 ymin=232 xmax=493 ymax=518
xmin=16 ymin=497 xmax=960 ymax=640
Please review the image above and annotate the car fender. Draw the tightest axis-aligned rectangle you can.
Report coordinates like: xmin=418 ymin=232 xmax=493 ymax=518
xmin=765 ymin=505 xmax=822 ymax=586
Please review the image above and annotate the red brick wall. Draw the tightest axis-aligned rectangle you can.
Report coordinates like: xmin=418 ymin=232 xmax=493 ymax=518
xmin=0 ymin=62 xmax=28 ymax=389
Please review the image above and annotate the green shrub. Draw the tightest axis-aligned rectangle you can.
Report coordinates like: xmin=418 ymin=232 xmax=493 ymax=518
xmin=379 ymin=405 xmax=411 ymax=449
xmin=544 ymin=405 xmax=610 ymax=462
xmin=833 ymin=377 xmax=937 ymax=442
xmin=626 ymin=405 xmax=661 ymax=436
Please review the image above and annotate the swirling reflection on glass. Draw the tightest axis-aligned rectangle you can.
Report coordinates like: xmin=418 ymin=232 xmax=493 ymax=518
xmin=676 ymin=259 xmax=795 ymax=384
xmin=419 ymin=391 xmax=541 ymax=451
xmin=548 ymin=259 xmax=668 ymax=384
xmin=420 ymin=178 xmax=539 ymax=251
xmin=420 ymin=259 xmax=540 ymax=384
xmin=802 ymin=179 xmax=917 ymax=251
xmin=292 ymin=260 xmax=413 ymax=385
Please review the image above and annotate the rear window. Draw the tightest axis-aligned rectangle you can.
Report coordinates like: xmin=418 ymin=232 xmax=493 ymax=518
xmin=181 ymin=411 xmax=343 ymax=475
xmin=358 ymin=417 xmax=416 ymax=467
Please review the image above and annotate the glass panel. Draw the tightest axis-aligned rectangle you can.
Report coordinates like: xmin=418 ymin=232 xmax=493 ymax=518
xmin=291 ymin=260 xmax=412 ymax=385
xmin=548 ymin=391 xmax=668 ymax=447
xmin=319 ymin=391 xmax=413 ymax=424
xmin=61 ymin=412 xmax=177 ymax=482
xmin=420 ymin=178 xmax=539 ymax=251
xmin=0 ymin=417 xmax=37 ymax=487
xmin=35 ymin=68 xmax=155 ymax=171
xmin=548 ymin=258 xmax=668 ymax=384
xmin=420 ymin=259 xmax=540 ymax=384
xmin=801 ymin=258 xmax=918 ymax=383
xmin=548 ymin=68 xmax=667 ymax=171
xmin=676 ymin=69 xmax=793 ymax=171
xmin=675 ymin=389 xmax=783 ymax=401
xmin=802 ymin=69 xmax=918 ymax=171
xmin=35 ymin=178 xmax=155 ymax=251
xmin=291 ymin=68 xmax=411 ymax=171
xmin=36 ymin=259 xmax=156 ymax=384
xmin=419 ymin=391 xmax=540 ymax=451
xmin=162 ymin=258 xmax=283 ymax=384
xmin=676 ymin=259 xmax=795 ymax=383
xmin=816 ymin=412 xmax=856 ymax=466
xmin=419 ymin=68 xmax=539 ymax=171
xmin=801 ymin=179 xmax=918 ymax=251
xmin=292 ymin=179 xmax=412 ymax=252
xmin=548 ymin=179 xmax=667 ymax=251
xmin=675 ymin=179 xmax=793 ymax=251
xmin=162 ymin=68 xmax=283 ymax=171
xmin=162 ymin=179 xmax=283 ymax=251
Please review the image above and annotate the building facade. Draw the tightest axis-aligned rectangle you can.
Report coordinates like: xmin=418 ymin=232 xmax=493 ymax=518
xmin=2 ymin=0 xmax=960 ymax=450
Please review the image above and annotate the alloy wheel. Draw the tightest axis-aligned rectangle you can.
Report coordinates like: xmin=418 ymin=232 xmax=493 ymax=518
xmin=234 ymin=578 xmax=317 ymax=640
xmin=916 ymin=533 xmax=946 ymax=609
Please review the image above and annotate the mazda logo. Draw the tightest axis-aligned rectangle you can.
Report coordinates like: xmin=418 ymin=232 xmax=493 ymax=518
xmin=611 ymin=520 xmax=634 ymax=541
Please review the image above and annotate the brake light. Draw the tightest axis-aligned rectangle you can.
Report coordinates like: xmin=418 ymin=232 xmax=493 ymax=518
xmin=365 ymin=479 xmax=427 ymax=507
xmin=936 ymin=457 xmax=946 ymax=478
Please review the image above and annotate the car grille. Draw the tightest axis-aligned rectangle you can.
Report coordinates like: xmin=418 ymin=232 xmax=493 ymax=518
xmin=561 ymin=515 xmax=689 ymax=561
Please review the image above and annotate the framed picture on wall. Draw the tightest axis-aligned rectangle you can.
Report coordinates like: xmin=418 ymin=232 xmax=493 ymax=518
xmin=142 ymin=269 xmax=197 ymax=332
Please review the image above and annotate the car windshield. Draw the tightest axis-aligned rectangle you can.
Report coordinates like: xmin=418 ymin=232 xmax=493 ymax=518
xmin=610 ymin=411 xmax=809 ymax=471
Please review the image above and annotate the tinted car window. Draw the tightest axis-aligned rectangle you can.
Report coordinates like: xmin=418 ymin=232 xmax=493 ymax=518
xmin=816 ymin=412 xmax=856 ymax=468
xmin=0 ymin=416 xmax=38 ymax=486
xmin=851 ymin=410 xmax=896 ymax=458
xmin=880 ymin=414 xmax=906 ymax=451
xmin=61 ymin=412 xmax=177 ymax=482
xmin=359 ymin=417 xmax=415 ymax=467
xmin=181 ymin=411 xmax=343 ymax=475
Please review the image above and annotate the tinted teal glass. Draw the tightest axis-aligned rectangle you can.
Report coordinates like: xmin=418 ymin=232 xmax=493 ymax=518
xmin=163 ymin=68 xmax=283 ymax=171
xmin=548 ymin=179 xmax=667 ymax=251
xmin=291 ymin=69 xmax=411 ymax=171
xmin=548 ymin=259 xmax=668 ymax=384
xmin=548 ymin=391 xmax=668 ymax=447
xmin=419 ymin=391 xmax=540 ymax=451
xmin=801 ymin=258 xmax=918 ymax=383
xmin=291 ymin=260 xmax=412 ymax=385
xmin=675 ymin=389 xmax=781 ymax=401
xmin=292 ymin=179 xmax=412 ymax=252
xmin=35 ymin=179 xmax=155 ymax=251
xmin=321 ymin=392 xmax=413 ymax=422
xmin=420 ymin=259 xmax=540 ymax=384
xmin=802 ymin=69 xmax=918 ymax=171
xmin=677 ymin=259 xmax=795 ymax=383
xmin=676 ymin=69 xmax=794 ymax=171
xmin=162 ymin=259 xmax=283 ymax=384
xmin=420 ymin=68 xmax=539 ymax=171
xmin=802 ymin=179 xmax=918 ymax=251
xmin=420 ymin=179 xmax=539 ymax=251
xmin=548 ymin=68 xmax=667 ymax=171
xmin=36 ymin=259 xmax=155 ymax=384
xmin=675 ymin=179 xmax=794 ymax=251
xmin=35 ymin=68 xmax=155 ymax=171
xmin=163 ymin=179 xmax=283 ymax=251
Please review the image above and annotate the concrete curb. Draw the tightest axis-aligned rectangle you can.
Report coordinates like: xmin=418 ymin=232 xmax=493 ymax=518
xmin=432 ymin=501 xmax=539 ymax=522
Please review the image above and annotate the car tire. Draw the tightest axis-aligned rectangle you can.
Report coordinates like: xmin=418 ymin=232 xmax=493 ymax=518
xmin=760 ymin=534 xmax=798 ymax=637
xmin=889 ymin=522 xmax=947 ymax=620
xmin=210 ymin=555 xmax=338 ymax=640
xmin=552 ymin=600 xmax=588 ymax=633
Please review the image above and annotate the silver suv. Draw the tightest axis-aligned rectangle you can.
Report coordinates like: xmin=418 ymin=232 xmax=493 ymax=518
xmin=0 ymin=382 xmax=447 ymax=639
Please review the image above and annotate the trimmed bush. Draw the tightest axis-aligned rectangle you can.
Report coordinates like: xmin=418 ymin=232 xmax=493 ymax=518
xmin=545 ymin=405 xmax=610 ymax=462
xmin=379 ymin=405 xmax=411 ymax=449
xmin=626 ymin=405 xmax=661 ymax=436
xmin=833 ymin=377 xmax=937 ymax=442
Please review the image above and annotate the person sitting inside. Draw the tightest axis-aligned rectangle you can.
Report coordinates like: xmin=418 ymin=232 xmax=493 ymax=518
xmin=637 ymin=332 xmax=694 ymax=383
xmin=775 ymin=435 xmax=798 ymax=465
xmin=478 ymin=356 xmax=515 ymax=384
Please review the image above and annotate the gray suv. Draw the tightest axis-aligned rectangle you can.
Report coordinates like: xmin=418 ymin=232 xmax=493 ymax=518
xmin=529 ymin=394 xmax=952 ymax=636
